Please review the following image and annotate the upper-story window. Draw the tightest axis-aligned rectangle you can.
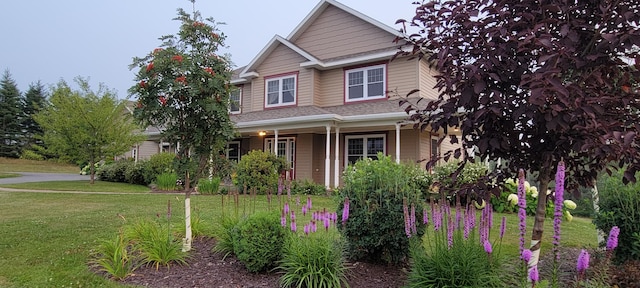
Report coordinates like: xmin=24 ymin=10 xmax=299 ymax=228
xmin=345 ymin=64 xmax=386 ymax=102
xmin=229 ymin=87 xmax=241 ymax=114
xmin=265 ymin=73 xmax=297 ymax=108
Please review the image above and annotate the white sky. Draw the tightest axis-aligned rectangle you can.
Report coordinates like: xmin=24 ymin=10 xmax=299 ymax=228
xmin=0 ymin=0 xmax=417 ymax=99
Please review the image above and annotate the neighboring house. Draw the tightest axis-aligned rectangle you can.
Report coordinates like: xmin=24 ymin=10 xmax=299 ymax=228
xmin=227 ymin=0 xmax=461 ymax=189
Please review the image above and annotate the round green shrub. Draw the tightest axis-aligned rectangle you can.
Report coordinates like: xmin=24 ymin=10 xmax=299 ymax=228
xmin=143 ymin=152 xmax=175 ymax=184
xmin=336 ymin=153 xmax=426 ymax=264
xmin=235 ymin=150 xmax=287 ymax=194
xmin=232 ymin=211 xmax=286 ymax=272
xmin=593 ymin=168 xmax=640 ymax=263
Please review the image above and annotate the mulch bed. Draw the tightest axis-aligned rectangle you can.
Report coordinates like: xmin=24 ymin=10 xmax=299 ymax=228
xmin=117 ymin=237 xmax=407 ymax=288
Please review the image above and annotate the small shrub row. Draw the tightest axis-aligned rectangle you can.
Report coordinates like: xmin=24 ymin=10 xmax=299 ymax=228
xmin=97 ymin=153 xmax=175 ymax=186
xmin=290 ymin=179 xmax=326 ymax=196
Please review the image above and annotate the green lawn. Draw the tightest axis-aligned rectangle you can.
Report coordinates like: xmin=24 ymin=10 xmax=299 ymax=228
xmin=0 ymin=192 xmax=598 ymax=288
xmin=0 ymin=181 xmax=150 ymax=193
xmin=0 ymin=158 xmax=79 ymax=173
xmin=0 ymin=173 xmax=19 ymax=179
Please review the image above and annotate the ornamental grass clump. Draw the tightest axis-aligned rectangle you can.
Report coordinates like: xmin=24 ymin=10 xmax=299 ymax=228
xmin=407 ymin=200 xmax=506 ymax=288
xmin=277 ymin=233 xmax=348 ymax=288
xmin=155 ymin=172 xmax=178 ymax=190
xmin=336 ymin=153 xmax=426 ymax=264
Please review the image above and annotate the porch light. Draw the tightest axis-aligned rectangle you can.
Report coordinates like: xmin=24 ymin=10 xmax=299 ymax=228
xmin=258 ymin=131 xmax=267 ymax=136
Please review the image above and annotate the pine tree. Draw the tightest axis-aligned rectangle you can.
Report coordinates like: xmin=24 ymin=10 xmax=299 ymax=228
xmin=0 ymin=70 xmax=23 ymax=158
xmin=22 ymin=81 xmax=47 ymax=151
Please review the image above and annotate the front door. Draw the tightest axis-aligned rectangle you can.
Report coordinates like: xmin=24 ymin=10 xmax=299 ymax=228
xmin=265 ymin=137 xmax=295 ymax=179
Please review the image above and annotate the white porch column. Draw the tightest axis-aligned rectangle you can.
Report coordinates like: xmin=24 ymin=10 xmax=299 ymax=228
xmin=325 ymin=125 xmax=331 ymax=189
xmin=395 ymin=123 xmax=401 ymax=164
xmin=334 ymin=127 xmax=340 ymax=188
xmin=274 ymin=129 xmax=279 ymax=156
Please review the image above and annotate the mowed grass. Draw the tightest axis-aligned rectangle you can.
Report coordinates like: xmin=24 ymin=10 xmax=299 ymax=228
xmin=0 ymin=158 xmax=79 ymax=173
xmin=0 ymin=173 xmax=20 ymax=179
xmin=0 ymin=192 xmax=335 ymax=288
xmin=0 ymin=181 xmax=150 ymax=193
xmin=0 ymin=191 xmax=598 ymax=287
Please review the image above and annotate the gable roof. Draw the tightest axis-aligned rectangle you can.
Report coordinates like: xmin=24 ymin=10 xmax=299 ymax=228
xmin=287 ymin=0 xmax=403 ymax=42
xmin=233 ymin=0 xmax=406 ymax=83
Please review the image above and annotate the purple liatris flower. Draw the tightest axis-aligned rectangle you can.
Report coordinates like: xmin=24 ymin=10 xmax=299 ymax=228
xmin=290 ymin=210 xmax=295 ymax=221
xmin=423 ymin=207 xmax=429 ymax=225
xmin=411 ymin=203 xmax=417 ymax=235
xmin=290 ymin=221 xmax=297 ymax=232
xmin=303 ymin=224 xmax=310 ymax=235
xmin=522 ymin=249 xmax=532 ymax=262
xmin=302 ymin=204 xmax=307 ymax=216
xmin=281 ymin=211 xmax=287 ymax=227
xmin=311 ymin=220 xmax=317 ymax=232
xmin=483 ymin=240 xmax=493 ymax=254
xmin=529 ymin=265 xmax=539 ymax=283
xmin=341 ymin=197 xmax=350 ymax=224
xmin=607 ymin=226 xmax=620 ymax=251
xmin=323 ymin=217 xmax=330 ymax=231
xmin=553 ymin=160 xmax=565 ymax=261
xmin=500 ymin=216 xmax=507 ymax=239
xmin=403 ymin=198 xmax=411 ymax=237
xmin=307 ymin=196 xmax=312 ymax=210
xmin=277 ymin=177 xmax=283 ymax=196
xmin=284 ymin=203 xmax=290 ymax=214
xmin=517 ymin=169 xmax=527 ymax=256
xmin=447 ymin=215 xmax=453 ymax=249
xmin=577 ymin=249 xmax=590 ymax=274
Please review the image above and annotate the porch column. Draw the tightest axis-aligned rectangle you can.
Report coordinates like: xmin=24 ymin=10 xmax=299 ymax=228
xmin=395 ymin=123 xmax=401 ymax=164
xmin=325 ymin=125 xmax=331 ymax=189
xmin=274 ymin=129 xmax=279 ymax=156
xmin=334 ymin=127 xmax=340 ymax=188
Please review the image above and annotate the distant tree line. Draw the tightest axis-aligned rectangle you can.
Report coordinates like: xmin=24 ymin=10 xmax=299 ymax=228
xmin=0 ymin=69 xmax=47 ymax=159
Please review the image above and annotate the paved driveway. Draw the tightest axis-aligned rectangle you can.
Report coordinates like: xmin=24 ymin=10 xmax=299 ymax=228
xmin=0 ymin=172 xmax=90 ymax=184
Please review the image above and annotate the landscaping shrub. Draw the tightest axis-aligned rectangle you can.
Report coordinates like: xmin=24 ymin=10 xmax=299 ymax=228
xmin=235 ymin=150 xmax=287 ymax=194
xmin=211 ymin=214 xmax=240 ymax=259
xmin=124 ymin=162 xmax=146 ymax=185
xmin=125 ymin=219 xmax=187 ymax=270
xmin=593 ymin=168 xmax=640 ymax=263
xmin=232 ymin=211 xmax=286 ymax=272
xmin=156 ymin=172 xmax=178 ymax=191
xmin=143 ymin=152 xmax=175 ymax=184
xmin=290 ymin=179 xmax=326 ymax=196
xmin=492 ymin=178 xmax=556 ymax=217
xmin=197 ymin=177 xmax=221 ymax=195
xmin=336 ymin=153 xmax=425 ymax=264
xmin=97 ymin=159 xmax=133 ymax=183
xmin=93 ymin=231 xmax=139 ymax=280
xmin=277 ymin=233 xmax=348 ymax=288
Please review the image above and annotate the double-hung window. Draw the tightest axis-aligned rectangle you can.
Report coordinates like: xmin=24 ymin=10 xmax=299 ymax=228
xmin=345 ymin=134 xmax=386 ymax=165
xmin=265 ymin=74 xmax=297 ymax=108
xmin=229 ymin=88 xmax=241 ymax=114
xmin=345 ymin=64 xmax=386 ymax=102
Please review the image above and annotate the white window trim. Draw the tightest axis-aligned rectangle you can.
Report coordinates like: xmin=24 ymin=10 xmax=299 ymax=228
xmin=344 ymin=64 xmax=386 ymax=102
xmin=264 ymin=74 xmax=297 ymax=108
xmin=344 ymin=134 xmax=386 ymax=166
xmin=229 ymin=87 xmax=241 ymax=114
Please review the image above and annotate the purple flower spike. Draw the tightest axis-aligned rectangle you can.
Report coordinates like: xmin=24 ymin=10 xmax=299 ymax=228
xmin=307 ymin=196 xmax=312 ymax=209
xmin=323 ymin=217 xmax=330 ymax=231
xmin=553 ymin=161 xmax=566 ymax=261
xmin=423 ymin=207 xmax=429 ymax=225
xmin=500 ymin=216 xmax=506 ymax=239
xmin=529 ymin=265 xmax=539 ymax=283
xmin=302 ymin=205 xmax=307 ymax=216
xmin=607 ymin=226 xmax=620 ymax=251
xmin=290 ymin=210 xmax=295 ymax=221
xmin=522 ymin=249 xmax=532 ymax=262
xmin=517 ymin=169 xmax=527 ymax=256
xmin=284 ymin=203 xmax=290 ymax=214
xmin=342 ymin=197 xmax=350 ymax=225
xmin=303 ymin=224 xmax=310 ymax=235
xmin=281 ymin=211 xmax=287 ymax=227
xmin=577 ymin=249 xmax=590 ymax=274
xmin=290 ymin=221 xmax=297 ymax=232
xmin=311 ymin=220 xmax=317 ymax=233
xmin=483 ymin=240 xmax=492 ymax=254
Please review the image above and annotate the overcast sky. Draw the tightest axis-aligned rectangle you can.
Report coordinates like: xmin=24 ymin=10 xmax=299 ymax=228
xmin=0 ymin=0 xmax=417 ymax=99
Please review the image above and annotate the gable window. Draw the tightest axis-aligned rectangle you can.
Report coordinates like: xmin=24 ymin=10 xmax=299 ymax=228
xmin=345 ymin=134 xmax=385 ymax=165
xmin=229 ymin=88 xmax=241 ymax=114
xmin=345 ymin=64 xmax=386 ymax=102
xmin=265 ymin=74 xmax=297 ymax=108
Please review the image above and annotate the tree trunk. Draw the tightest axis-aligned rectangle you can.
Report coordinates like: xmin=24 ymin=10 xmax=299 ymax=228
xmin=182 ymin=192 xmax=192 ymax=252
xmin=528 ymin=158 xmax=553 ymax=272
xmin=89 ymin=158 xmax=95 ymax=184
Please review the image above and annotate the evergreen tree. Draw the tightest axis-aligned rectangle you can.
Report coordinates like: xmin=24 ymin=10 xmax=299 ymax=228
xmin=0 ymin=70 xmax=23 ymax=158
xmin=21 ymin=81 xmax=48 ymax=152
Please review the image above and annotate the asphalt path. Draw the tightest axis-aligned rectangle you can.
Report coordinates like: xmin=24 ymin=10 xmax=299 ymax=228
xmin=0 ymin=172 xmax=90 ymax=184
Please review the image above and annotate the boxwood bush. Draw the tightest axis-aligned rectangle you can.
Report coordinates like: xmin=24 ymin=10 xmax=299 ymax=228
xmin=232 ymin=211 xmax=286 ymax=272
xmin=336 ymin=153 xmax=426 ymax=264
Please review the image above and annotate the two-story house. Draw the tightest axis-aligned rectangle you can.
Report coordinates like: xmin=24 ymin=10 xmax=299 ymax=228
xmin=225 ymin=0 xmax=462 ymax=189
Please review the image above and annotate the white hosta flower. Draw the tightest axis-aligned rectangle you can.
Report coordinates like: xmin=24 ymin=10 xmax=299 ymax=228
xmin=505 ymin=178 xmax=515 ymax=185
xmin=563 ymin=200 xmax=577 ymax=210
xmin=530 ymin=186 xmax=538 ymax=195
xmin=507 ymin=194 xmax=519 ymax=206
xmin=564 ymin=210 xmax=573 ymax=222
xmin=524 ymin=181 xmax=531 ymax=190
xmin=531 ymin=191 xmax=538 ymax=198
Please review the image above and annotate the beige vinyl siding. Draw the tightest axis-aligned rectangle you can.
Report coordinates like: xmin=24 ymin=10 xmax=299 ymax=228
xmin=419 ymin=60 xmax=439 ymax=100
xmin=293 ymin=6 xmax=397 ymax=60
xmin=419 ymin=132 xmax=432 ymax=170
xmin=239 ymin=83 xmax=252 ymax=113
xmin=440 ymin=135 xmax=463 ymax=162
xmin=251 ymin=44 xmax=307 ymax=112
xmin=138 ymin=140 xmax=159 ymax=160
xmin=294 ymin=134 xmax=314 ymax=181
xmin=312 ymin=134 xmax=326 ymax=184
xmin=399 ymin=129 xmax=420 ymax=164
xmin=297 ymin=68 xmax=313 ymax=106
xmin=388 ymin=59 xmax=419 ymax=99
xmin=316 ymin=69 xmax=343 ymax=107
